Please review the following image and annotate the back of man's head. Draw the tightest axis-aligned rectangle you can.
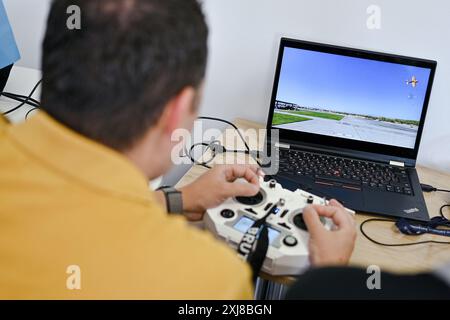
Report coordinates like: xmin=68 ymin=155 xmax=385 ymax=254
xmin=41 ymin=0 xmax=208 ymax=150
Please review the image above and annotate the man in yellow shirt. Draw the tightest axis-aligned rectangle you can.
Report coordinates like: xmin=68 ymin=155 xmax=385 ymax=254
xmin=0 ymin=0 xmax=356 ymax=299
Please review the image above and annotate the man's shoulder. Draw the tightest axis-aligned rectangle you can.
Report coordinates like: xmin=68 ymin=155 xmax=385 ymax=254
xmin=69 ymin=209 xmax=255 ymax=299
xmin=135 ymin=214 xmax=254 ymax=298
xmin=156 ymin=215 xmax=250 ymax=272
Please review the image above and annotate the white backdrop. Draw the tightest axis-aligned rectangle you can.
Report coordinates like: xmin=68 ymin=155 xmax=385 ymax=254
xmin=4 ymin=0 xmax=450 ymax=173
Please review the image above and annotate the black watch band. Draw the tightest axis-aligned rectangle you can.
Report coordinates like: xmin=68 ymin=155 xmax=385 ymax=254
xmin=157 ymin=186 xmax=183 ymax=214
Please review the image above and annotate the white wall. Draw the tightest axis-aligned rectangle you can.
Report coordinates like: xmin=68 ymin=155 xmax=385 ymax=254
xmin=5 ymin=0 xmax=450 ymax=173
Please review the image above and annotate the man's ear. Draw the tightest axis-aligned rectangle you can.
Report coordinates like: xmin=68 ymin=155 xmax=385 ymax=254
xmin=160 ymin=87 xmax=196 ymax=135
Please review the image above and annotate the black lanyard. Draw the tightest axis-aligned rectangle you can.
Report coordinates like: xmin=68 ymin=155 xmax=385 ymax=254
xmin=237 ymin=200 xmax=283 ymax=282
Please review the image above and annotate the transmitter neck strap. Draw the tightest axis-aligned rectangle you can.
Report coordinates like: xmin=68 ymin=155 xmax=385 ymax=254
xmin=237 ymin=203 xmax=280 ymax=282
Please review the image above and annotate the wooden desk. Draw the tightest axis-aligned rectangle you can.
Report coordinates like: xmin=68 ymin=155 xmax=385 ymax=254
xmin=177 ymin=118 xmax=450 ymax=281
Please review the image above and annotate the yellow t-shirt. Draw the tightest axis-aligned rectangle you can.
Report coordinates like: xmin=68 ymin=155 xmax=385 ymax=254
xmin=0 ymin=113 xmax=253 ymax=299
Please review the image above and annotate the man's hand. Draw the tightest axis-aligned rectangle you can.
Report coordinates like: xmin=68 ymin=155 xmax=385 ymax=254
xmin=180 ymin=165 xmax=264 ymax=221
xmin=303 ymin=200 xmax=357 ymax=267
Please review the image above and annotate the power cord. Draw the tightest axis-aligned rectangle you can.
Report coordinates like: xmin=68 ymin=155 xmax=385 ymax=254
xmin=360 ymin=217 xmax=450 ymax=247
xmin=361 ymin=185 xmax=450 ymax=247
xmin=198 ymin=117 xmax=253 ymax=154
xmin=1 ymin=79 xmax=42 ymax=116
xmin=421 ymin=183 xmax=450 ymax=193
xmin=1 ymin=92 xmax=40 ymax=107
xmin=25 ymin=107 xmax=39 ymax=120
xmin=187 ymin=116 xmax=263 ymax=169
xmin=440 ymin=204 xmax=450 ymax=219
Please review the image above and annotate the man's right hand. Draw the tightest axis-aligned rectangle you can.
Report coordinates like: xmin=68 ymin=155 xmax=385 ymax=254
xmin=303 ymin=200 xmax=357 ymax=267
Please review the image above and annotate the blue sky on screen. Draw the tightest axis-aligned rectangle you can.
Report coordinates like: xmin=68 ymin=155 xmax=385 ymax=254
xmin=276 ymin=47 xmax=431 ymax=121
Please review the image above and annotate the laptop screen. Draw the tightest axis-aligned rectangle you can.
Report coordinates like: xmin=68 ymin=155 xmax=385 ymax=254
xmin=271 ymin=46 xmax=433 ymax=150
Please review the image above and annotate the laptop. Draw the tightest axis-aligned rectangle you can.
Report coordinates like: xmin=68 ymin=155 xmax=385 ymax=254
xmin=265 ymin=38 xmax=437 ymax=222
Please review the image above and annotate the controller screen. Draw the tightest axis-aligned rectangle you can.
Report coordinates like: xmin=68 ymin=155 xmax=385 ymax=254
xmin=234 ymin=217 xmax=281 ymax=245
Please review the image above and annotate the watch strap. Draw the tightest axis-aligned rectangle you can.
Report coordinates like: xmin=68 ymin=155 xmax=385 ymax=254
xmin=157 ymin=186 xmax=183 ymax=214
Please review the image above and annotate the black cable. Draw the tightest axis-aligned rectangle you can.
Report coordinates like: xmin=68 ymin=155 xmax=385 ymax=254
xmin=190 ymin=116 xmax=263 ymax=169
xmin=1 ymin=92 xmax=40 ymax=107
xmin=25 ymin=107 xmax=39 ymax=121
xmin=198 ymin=116 xmax=253 ymax=153
xmin=360 ymin=218 xmax=450 ymax=247
xmin=188 ymin=142 xmax=214 ymax=169
xmin=441 ymin=204 xmax=450 ymax=219
xmin=5 ymin=92 xmax=41 ymax=105
xmin=3 ymin=91 xmax=41 ymax=104
xmin=421 ymin=183 xmax=450 ymax=193
xmin=2 ymin=79 xmax=42 ymax=116
xmin=1 ymin=93 xmax=40 ymax=108
xmin=188 ymin=139 xmax=250 ymax=167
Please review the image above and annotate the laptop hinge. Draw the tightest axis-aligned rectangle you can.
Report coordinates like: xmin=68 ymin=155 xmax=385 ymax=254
xmin=275 ymin=142 xmax=290 ymax=149
xmin=389 ymin=160 xmax=405 ymax=167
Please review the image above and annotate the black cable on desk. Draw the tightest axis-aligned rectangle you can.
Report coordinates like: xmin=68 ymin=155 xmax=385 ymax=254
xmin=360 ymin=218 xmax=450 ymax=247
xmin=1 ymin=79 xmax=42 ymax=115
xmin=187 ymin=142 xmax=215 ymax=169
xmin=198 ymin=117 xmax=253 ymax=154
xmin=189 ymin=117 xmax=263 ymax=169
xmin=1 ymin=92 xmax=40 ymax=107
xmin=360 ymin=202 xmax=450 ymax=247
xmin=441 ymin=204 xmax=450 ymax=220
xmin=25 ymin=107 xmax=39 ymax=120
xmin=421 ymin=183 xmax=450 ymax=193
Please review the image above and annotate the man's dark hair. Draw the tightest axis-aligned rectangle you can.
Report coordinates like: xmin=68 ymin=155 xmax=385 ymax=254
xmin=41 ymin=0 xmax=208 ymax=150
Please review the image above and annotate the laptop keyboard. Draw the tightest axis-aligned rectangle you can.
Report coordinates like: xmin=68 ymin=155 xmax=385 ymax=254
xmin=277 ymin=149 xmax=413 ymax=196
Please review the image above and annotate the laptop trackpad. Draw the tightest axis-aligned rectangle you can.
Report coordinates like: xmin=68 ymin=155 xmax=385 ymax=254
xmin=275 ymin=176 xmax=364 ymax=209
xmin=313 ymin=186 xmax=365 ymax=209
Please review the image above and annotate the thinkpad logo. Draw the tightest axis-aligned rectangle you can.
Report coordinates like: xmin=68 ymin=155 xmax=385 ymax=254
xmin=404 ymin=208 xmax=420 ymax=214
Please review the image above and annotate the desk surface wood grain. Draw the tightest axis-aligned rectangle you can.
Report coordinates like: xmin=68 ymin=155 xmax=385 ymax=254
xmin=177 ymin=118 xmax=450 ymax=279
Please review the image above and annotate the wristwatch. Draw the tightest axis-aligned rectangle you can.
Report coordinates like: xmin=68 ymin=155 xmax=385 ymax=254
xmin=157 ymin=186 xmax=183 ymax=214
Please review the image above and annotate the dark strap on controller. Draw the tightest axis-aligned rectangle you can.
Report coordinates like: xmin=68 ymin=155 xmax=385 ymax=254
xmin=237 ymin=203 xmax=278 ymax=282
xmin=247 ymin=225 xmax=269 ymax=282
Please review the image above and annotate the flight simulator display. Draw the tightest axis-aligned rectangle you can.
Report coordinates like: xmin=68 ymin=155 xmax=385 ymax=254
xmin=272 ymin=47 xmax=432 ymax=149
